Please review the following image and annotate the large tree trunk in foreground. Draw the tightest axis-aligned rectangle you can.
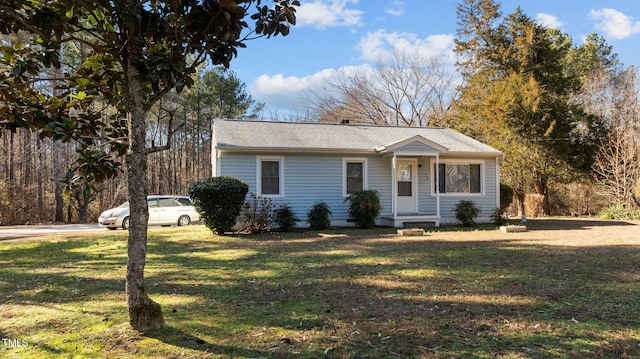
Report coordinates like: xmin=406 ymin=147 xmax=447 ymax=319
xmin=126 ymin=110 xmax=165 ymax=331
xmin=125 ymin=49 xmax=164 ymax=331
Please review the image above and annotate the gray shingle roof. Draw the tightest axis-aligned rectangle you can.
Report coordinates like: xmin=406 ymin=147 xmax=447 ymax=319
xmin=213 ymin=119 xmax=502 ymax=156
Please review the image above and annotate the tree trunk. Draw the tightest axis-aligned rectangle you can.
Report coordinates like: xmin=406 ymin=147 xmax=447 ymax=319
xmin=534 ymin=175 xmax=550 ymax=216
xmin=53 ymin=141 xmax=65 ymax=222
xmin=125 ymin=48 xmax=164 ymax=331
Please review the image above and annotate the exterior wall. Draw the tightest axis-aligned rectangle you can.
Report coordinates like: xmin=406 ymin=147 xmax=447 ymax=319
xmin=428 ymin=156 xmax=499 ymax=224
xmin=417 ymin=157 xmax=437 ymax=216
xmin=217 ymin=151 xmax=500 ymax=227
xmin=218 ymin=152 xmax=393 ymax=226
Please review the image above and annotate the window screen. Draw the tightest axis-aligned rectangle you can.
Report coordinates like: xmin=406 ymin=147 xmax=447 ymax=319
xmin=346 ymin=162 xmax=363 ymax=194
xmin=437 ymin=163 xmax=481 ymax=194
xmin=261 ymin=160 xmax=280 ymax=195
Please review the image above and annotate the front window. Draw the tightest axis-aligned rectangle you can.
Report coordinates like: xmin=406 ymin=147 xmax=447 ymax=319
xmin=436 ymin=163 xmax=482 ymax=194
xmin=343 ymin=158 xmax=367 ymax=196
xmin=257 ymin=157 xmax=284 ymax=196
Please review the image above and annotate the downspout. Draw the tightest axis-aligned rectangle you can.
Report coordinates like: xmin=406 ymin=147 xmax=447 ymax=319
xmin=392 ymin=153 xmax=397 ymax=219
xmin=435 ymin=154 xmax=440 ymax=218
xmin=496 ymin=155 xmax=502 ymax=209
xmin=211 ymin=121 xmax=216 ymax=176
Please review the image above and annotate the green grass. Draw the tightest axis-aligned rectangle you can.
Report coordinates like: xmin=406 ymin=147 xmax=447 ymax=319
xmin=1 ymin=222 xmax=639 ymax=358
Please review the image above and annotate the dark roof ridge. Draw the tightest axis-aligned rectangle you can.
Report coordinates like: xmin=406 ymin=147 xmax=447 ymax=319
xmin=215 ymin=118 xmax=448 ymax=130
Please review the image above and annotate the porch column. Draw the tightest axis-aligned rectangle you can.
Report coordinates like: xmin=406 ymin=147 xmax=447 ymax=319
xmin=392 ymin=153 xmax=397 ymax=218
xmin=435 ymin=154 xmax=440 ymax=217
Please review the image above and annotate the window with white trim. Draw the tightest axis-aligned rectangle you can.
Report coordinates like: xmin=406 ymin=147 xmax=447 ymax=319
xmin=343 ymin=158 xmax=367 ymax=196
xmin=434 ymin=161 xmax=483 ymax=195
xmin=257 ymin=156 xmax=284 ymax=196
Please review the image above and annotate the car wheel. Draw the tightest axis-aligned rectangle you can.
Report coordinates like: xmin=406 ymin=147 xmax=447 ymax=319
xmin=122 ymin=217 xmax=130 ymax=230
xmin=177 ymin=215 xmax=191 ymax=226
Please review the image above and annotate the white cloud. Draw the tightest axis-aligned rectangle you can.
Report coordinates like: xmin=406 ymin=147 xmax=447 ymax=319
xmin=589 ymin=8 xmax=640 ymax=39
xmin=357 ymin=30 xmax=455 ymax=63
xmin=250 ymin=69 xmax=337 ymax=108
xmin=536 ymin=13 xmax=564 ymax=29
xmin=385 ymin=0 xmax=404 ymax=17
xmin=296 ymin=0 xmax=364 ymax=29
xmin=249 ymin=65 xmax=372 ymax=111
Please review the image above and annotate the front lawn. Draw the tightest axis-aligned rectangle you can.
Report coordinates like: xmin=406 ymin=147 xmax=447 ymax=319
xmin=1 ymin=219 xmax=639 ymax=358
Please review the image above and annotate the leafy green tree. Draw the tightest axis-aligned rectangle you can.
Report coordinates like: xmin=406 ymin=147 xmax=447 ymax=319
xmin=0 ymin=0 xmax=298 ymax=330
xmin=453 ymin=0 xmax=607 ymax=215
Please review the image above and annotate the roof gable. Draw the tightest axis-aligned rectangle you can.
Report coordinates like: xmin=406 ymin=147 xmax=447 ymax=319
xmin=381 ymin=135 xmax=448 ymax=154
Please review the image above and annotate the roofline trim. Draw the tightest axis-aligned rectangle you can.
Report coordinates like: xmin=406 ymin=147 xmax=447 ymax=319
xmin=217 ymin=146 xmax=502 ymax=157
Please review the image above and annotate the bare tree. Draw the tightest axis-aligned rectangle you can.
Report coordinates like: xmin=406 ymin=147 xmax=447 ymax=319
xmin=592 ymin=125 xmax=639 ymax=207
xmin=577 ymin=67 xmax=640 ymax=207
xmin=312 ymin=50 xmax=458 ymax=126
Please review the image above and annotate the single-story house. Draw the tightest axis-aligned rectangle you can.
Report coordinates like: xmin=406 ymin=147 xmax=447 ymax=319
xmin=212 ymin=119 xmax=503 ymax=227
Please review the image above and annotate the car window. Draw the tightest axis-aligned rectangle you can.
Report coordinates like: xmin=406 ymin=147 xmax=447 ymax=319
xmin=177 ymin=197 xmax=192 ymax=206
xmin=148 ymin=199 xmax=158 ymax=208
xmin=158 ymin=198 xmax=182 ymax=207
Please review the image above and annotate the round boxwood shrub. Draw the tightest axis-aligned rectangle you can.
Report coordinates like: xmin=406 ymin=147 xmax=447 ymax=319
xmin=345 ymin=190 xmax=382 ymax=228
xmin=188 ymin=176 xmax=248 ymax=235
xmin=455 ymin=200 xmax=479 ymax=227
xmin=307 ymin=201 xmax=332 ymax=230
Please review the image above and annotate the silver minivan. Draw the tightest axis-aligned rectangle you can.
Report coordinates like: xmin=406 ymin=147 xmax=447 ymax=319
xmin=98 ymin=195 xmax=200 ymax=230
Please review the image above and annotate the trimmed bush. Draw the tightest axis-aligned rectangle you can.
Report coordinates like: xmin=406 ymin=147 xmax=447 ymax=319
xmin=345 ymin=190 xmax=382 ymax=228
xmin=273 ymin=203 xmax=300 ymax=232
xmin=307 ymin=201 xmax=332 ymax=230
xmin=455 ymin=200 xmax=479 ymax=227
xmin=187 ymin=176 xmax=248 ymax=235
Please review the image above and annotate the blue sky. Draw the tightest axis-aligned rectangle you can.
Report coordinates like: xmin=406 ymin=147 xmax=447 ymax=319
xmin=227 ymin=0 xmax=640 ymax=116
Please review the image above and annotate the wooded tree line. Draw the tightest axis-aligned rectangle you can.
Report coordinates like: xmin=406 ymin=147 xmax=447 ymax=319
xmin=0 ymin=65 xmax=256 ymax=225
xmin=2 ymin=0 xmax=639 ymax=226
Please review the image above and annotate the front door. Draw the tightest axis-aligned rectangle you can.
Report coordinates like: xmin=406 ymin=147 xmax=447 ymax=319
xmin=396 ymin=159 xmax=417 ymax=213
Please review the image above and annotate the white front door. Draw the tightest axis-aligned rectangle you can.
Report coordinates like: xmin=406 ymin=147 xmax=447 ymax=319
xmin=396 ymin=159 xmax=418 ymax=214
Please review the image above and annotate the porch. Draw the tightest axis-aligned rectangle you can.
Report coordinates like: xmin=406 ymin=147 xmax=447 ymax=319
xmin=375 ymin=135 xmax=447 ymax=228
xmin=380 ymin=213 xmax=441 ymax=228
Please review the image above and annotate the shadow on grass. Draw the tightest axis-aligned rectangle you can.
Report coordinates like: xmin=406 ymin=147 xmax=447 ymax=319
xmin=146 ymin=325 xmax=275 ymax=358
xmin=3 ymin=222 xmax=639 ymax=358
xmin=142 ymin=228 xmax=640 ymax=357
xmin=523 ymin=218 xmax=639 ymax=231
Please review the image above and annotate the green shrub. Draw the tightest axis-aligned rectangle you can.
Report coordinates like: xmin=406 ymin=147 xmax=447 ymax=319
xmin=237 ymin=193 xmax=273 ymax=234
xmin=598 ymin=205 xmax=640 ymax=221
xmin=490 ymin=206 xmax=509 ymax=227
xmin=307 ymin=201 xmax=332 ymax=230
xmin=187 ymin=176 xmax=248 ymax=235
xmin=273 ymin=203 xmax=300 ymax=232
xmin=345 ymin=190 xmax=382 ymax=228
xmin=455 ymin=200 xmax=479 ymax=227
xmin=500 ymin=183 xmax=514 ymax=209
